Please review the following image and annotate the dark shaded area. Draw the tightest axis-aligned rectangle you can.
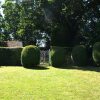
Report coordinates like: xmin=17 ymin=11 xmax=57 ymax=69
xmin=0 ymin=65 xmax=100 ymax=73
xmin=0 ymin=47 xmax=23 ymax=66
xmin=24 ymin=65 xmax=49 ymax=70
xmin=0 ymin=66 xmax=22 ymax=67
xmin=0 ymin=41 xmax=7 ymax=47
xmin=0 ymin=65 xmax=49 ymax=70
xmin=56 ymin=65 xmax=100 ymax=72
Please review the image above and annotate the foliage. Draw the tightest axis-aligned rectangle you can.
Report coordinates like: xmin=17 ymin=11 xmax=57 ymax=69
xmin=75 ymin=0 xmax=100 ymax=47
xmin=71 ymin=45 xmax=88 ymax=66
xmin=1 ymin=0 xmax=100 ymax=47
xmin=2 ymin=0 xmax=21 ymax=40
xmin=92 ymin=42 xmax=100 ymax=66
xmin=16 ymin=0 xmax=50 ymax=46
xmin=0 ymin=33 xmax=6 ymax=41
xmin=0 ymin=8 xmax=6 ymax=41
xmin=50 ymin=46 xmax=66 ymax=67
xmin=21 ymin=45 xmax=40 ymax=68
xmin=2 ymin=0 xmax=50 ymax=45
xmin=0 ymin=47 xmax=23 ymax=66
xmin=78 ymin=18 xmax=100 ymax=47
xmin=44 ymin=0 xmax=100 ymax=46
xmin=16 ymin=1 xmax=36 ymax=44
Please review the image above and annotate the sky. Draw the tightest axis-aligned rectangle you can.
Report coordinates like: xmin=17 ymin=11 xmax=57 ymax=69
xmin=0 ymin=0 xmax=5 ymax=4
xmin=0 ymin=0 xmax=5 ymax=16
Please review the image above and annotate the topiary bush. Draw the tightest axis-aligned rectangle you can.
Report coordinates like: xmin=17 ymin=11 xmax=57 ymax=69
xmin=0 ymin=47 xmax=23 ymax=66
xmin=21 ymin=45 xmax=40 ymax=68
xmin=50 ymin=46 xmax=66 ymax=67
xmin=71 ymin=45 xmax=88 ymax=66
xmin=92 ymin=42 xmax=100 ymax=66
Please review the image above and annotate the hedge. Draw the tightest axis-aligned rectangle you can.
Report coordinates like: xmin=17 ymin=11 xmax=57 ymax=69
xmin=50 ymin=46 xmax=67 ymax=67
xmin=92 ymin=42 xmax=100 ymax=66
xmin=21 ymin=45 xmax=40 ymax=68
xmin=71 ymin=45 xmax=88 ymax=66
xmin=0 ymin=47 xmax=23 ymax=66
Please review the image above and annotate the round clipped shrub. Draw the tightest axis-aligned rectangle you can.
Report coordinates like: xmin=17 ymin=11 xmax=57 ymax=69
xmin=21 ymin=45 xmax=40 ymax=68
xmin=50 ymin=46 xmax=66 ymax=67
xmin=92 ymin=42 xmax=100 ymax=66
xmin=71 ymin=45 xmax=87 ymax=66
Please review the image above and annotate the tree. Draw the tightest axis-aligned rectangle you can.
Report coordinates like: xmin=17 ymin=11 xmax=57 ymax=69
xmin=78 ymin=2 xmax=100 ymax=47
xmin=0 ymin=10 xmax=9 ymax=41
xmin=43 ymin=0 xmax=100 ymax=47
xmin=17 ymin=0 xmax=50 ymax=46
xmin=2 ymin=0 xmax=21 ymax=40
xmin=1 ymin=0 xmax=100 ymax=48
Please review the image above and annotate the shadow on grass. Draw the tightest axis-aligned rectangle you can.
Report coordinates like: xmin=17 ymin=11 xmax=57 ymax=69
xmin=24 ymin=65 xmax=49 ymax=70
xmin=0 ymin=66 xmax=22 ymax=67
xmin=55 ymin=65 xmax=100 ymax=72
xmin=1 ymin=65 xmax=100 ymax=72
xmin=0 ymin=65 xmax=49 ymax=70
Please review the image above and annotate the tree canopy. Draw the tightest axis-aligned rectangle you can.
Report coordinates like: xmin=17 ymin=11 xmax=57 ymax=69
xmin=43 ymin=0 xmax=100 ymax=46
xmin=0 ymin=0 xmax=100 ymax=47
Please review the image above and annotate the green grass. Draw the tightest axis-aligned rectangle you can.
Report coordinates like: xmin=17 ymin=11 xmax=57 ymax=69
xmin=0 ymin=66 xmax=100 ymax=100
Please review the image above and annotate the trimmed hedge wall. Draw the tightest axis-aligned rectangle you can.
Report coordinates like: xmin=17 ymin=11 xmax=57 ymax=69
xmin=21 ymin=45 xmax=40 ymax=68
xmin=50 ymin=46 xmax=67 ymax=67
xmin=71 ymin=45 xmax=88 ymax=66
xmin=92 ymin=42 xmax=100 ymax=66
xmin=0 ymin=47 xmax=23 ymax=66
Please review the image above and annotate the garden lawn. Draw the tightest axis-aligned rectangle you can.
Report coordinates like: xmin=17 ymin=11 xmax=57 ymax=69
xmin=0 ymin=66 xmax=100 ymax=100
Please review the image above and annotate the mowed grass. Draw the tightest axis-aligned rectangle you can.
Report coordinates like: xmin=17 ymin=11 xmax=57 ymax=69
xmin=0 ymin=66 xmax=100 ymax=100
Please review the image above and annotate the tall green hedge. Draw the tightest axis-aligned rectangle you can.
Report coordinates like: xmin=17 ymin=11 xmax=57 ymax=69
xmin=92 ymin=42 xmax=100 ymax=66
xmin=0 ymin=47 xmax=23 ymax=66
xmin=71 ymin=45 xmax=88 ymax=66
xmin=21 ymin=45 xmax=40 ymax=68
xmin=50 ymin=46 xmax=67 ymax=67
